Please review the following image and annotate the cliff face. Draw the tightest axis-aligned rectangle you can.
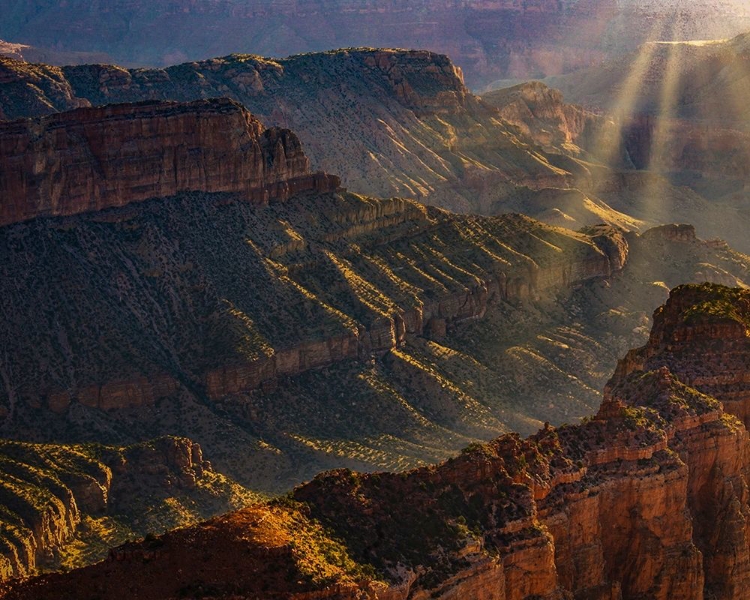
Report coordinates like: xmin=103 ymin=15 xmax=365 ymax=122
xmin=613 ymin=284 xmax=750 ymax=431
xmin=0 ymin=98 xmax=341 ymax=226
xmin=1 ymin=50 xmax=711 ymax=245
xmin=4 ymin=97 xmax=750 ymax=501
xmin=0 ymin=95 xmax=641 ymax=497
xmin=482 ymin=81 xmax=619 ymax=158
xmin=7 ymin=284 xmax=750 ymax=600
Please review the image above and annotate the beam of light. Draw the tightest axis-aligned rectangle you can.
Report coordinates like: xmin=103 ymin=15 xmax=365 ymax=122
xmin=588 ymin=18 xmax=670 ymax=173
xmin=639 ymin=26 xmax=684 ymax=225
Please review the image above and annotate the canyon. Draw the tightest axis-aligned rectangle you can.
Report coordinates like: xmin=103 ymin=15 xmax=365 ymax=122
xmin=2 ymin=36 xmax=750 ymax=595
xmin=0 ymin=436 xmax=256 ymax=581
xmin=1 ymin=93 xmax=749 ymax=585
xmin=0 ymin=49 xmax=573 ymax=218
xmin=0 ymin=98 xmax=630 ymax=487
xmin=3 ymin=283 xmax=750 ymax=599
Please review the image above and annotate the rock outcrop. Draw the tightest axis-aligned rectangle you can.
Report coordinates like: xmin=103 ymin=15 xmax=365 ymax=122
xmin=0 ymin=98 xmax=340 ymax=226
xmin=6 ymin=284 xmax=750 ymax=599
xmin=482 ymin=81 xmax=615 ymax=157
xmin=0 ymin=436 xmax=252 ymax=581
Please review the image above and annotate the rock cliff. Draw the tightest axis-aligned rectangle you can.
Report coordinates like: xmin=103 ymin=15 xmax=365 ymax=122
xmin=0 ymin=50 xmax=710 ymax=244
xmin=0 ymin=98 xmax=339 ymax=226
xmin=6 ymin=284 xmax=750 ymax=599
xmin=482 ymin=81 xmax=609 ymax=155
xmin=3 ymin=98 xmax=750 ymax=500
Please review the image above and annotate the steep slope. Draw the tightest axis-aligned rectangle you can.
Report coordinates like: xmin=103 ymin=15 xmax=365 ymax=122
xmin=482 ymin=81 xmax=611 ymax=155
xmin=6 ymin=284 xmax=750 ymax=599
xmin=0 ymin=98 xmax=334 ymax=227
xmin=0 ymin=98 xmax=622 ymax=490
xmin=4 ymin=48 xmax=741 ymax=249
xmin=0 ymin=437 xmax=257 ymax=581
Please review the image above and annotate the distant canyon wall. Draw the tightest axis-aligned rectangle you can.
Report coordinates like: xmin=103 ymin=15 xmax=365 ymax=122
xmin=3 ymin=0 xmax=750 ymax=88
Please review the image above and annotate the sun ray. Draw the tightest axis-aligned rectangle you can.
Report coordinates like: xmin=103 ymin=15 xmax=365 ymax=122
xmin=588 ymin=18 xmax=670 ymax=171
xmin=638 ymin=25 xmax=685 ymax=224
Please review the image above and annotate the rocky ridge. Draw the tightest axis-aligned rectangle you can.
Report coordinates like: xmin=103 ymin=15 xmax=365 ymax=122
xmin=0 ymin=181 xmax=626 ymax=487
xmin=0 ymin=51 xmax=594 ymax=220
xmin=482 ymin=81 xmax=612 ymax=156
xmin=6 ymin=48 xmax=739 ymax=250
xmin=4 ymin=284 xmax=750 ymax=599
xmin=3 ymin=97 xmax=750 ymax=500
xmin=0 ymin=98 xmax=339 ymax=226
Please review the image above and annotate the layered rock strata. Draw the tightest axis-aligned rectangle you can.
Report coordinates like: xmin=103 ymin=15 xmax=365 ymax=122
xmin=0 ymin=97 xmax=627 ymax=418
xmin=5 ymin=284 xmax=750 ymax=599
xmin=4 ymin=0 xmax=749 ymax=87
xmin=0 ymin=187 xmax=625 ymax=417
xmin=0 ymin=98 xmax=338 ymax=226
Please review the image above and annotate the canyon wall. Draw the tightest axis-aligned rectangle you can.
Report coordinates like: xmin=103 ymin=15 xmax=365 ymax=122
xmin=0 ymin=98 xmax=341 ymax=226
xmin=0 ymin=98 xmax=626 ymax=421
xmin=3 ymin=0 xmax=749 ymax=88
xmin=6 ymin=284 xmax=750 ymax=599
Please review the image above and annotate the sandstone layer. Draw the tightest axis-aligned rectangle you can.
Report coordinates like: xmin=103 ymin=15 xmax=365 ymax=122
xmin=4 ymin=96 xmax=750 ymax=498
xmin=5 ymin=284 xmax=750 ymax=599
xmin=6 ymin=49 xmax=745 ymax=254
xmin=0 ymin=98 xmax=340 ymax=226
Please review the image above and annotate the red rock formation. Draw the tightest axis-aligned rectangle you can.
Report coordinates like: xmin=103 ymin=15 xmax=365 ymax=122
xmin=0 ymin=98 xmax=339 ymax=226
xmin=482 ymin=81 xmax=611 ymax=155
xmin=0 ymin=100 xmax=627 ymax=415
xmin=7 ymin=284 xmax=750 ymax=599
